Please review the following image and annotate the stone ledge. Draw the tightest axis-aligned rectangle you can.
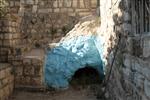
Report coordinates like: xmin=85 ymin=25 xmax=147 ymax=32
xmin=15 ymin=85 xmax=46 ymax=92
xmin=23 ymin=49 xmax=45 ymax=61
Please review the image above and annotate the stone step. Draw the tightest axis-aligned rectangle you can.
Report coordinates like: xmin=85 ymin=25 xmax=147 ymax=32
xmin=14 ymin=49 xmax=45 ymax=88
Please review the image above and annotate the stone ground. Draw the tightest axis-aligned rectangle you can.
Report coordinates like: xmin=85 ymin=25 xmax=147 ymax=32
xmin=10 ymin=86 xmax=98 ymax=100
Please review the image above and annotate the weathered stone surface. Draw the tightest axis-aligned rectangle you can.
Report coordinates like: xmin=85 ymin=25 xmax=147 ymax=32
xmin=144 ymin=79 xmax=150 ymax=99
xmin=64 ymin=0 xmax=72 ymax=7
xmin=6 ymin=0 xmax=97 ymax=53
xmin=32 ymin=5 xmax=38 ymax=13
xmin=0 ymin=64 xmax=14 ymax=100
xmin=26 ymin=0 xmax=34 ymax=5
xmin=99 ymin=0 xmax=150 ymax=100
xmin=72 ymin=0 xmax=78 ymax=7
xmin=121 ymin=23 xmax=132 ymax=33
xmin=143 ymin=36 xmax=150 ymax=58
xmin=123 ymin=12 xmax=131 ymax=22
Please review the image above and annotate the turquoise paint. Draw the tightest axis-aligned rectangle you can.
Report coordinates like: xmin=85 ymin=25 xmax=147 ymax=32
xmin=45 ymin=35 xmax=105 ymax=89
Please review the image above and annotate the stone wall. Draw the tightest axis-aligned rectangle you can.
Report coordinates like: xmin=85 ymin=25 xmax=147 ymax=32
xmin=13 ymin=49 xmax=44 ymax=88
xmin=99 ymin=0 xmax=150 ymax=100
xmin=2 ymin=0 xmax=98 ymax=89
xmin=9 ymin=0 xmax=98 ymax=48
xmin=0 ymin=16 xmax=21 ymax=63
xmin=0 ymin=63 xmax=14 ymax=100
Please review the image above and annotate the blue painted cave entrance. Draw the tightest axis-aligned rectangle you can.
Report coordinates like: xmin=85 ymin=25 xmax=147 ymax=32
xmin=44 ymin=35 xmax=105 ymax=89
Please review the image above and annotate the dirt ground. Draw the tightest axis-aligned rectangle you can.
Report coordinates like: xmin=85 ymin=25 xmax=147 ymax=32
xmin=10 ymin=86 xmax=99 ymax=100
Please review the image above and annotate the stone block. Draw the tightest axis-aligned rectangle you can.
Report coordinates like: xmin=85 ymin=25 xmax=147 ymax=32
xmin=12 ymin=61 xmax=22 ymax=66
xmin=24 ymin=76 xmax=31 ymax=85
xmin=0 ymin=89 xmax=4 ymax=100
xmin=4 ymin=34 xmax=13 ymax=39
xmin=72 ymin=0 xmax=78 ymax=7
xmin=3 ymin=20 xmax=11 ymax=27
xmin=18 ymin=6 xmax=25 ymax=16
xmin=57 ymin=0 xmax=63 ymax=7
xmin=3 ymin=85 xmax=10 ymax=98
xmin=0 ymin=80 xmax=2 ymax=88
xmin=9 ymin=1 xmax=15 ymax=7
xmin=32 ymin=5 xmax=38 ymax=13
xmin=144 ymin=79 xmax=150 ymax=99
xmin=64 ymin=0 xmax=72 ymax=7
xmin=30 ymin=77 xmax=42 ymax=86
xmin=5 ymin=67 xmax=12 ymax=77
xmin=68 ymin=12 xmax=76 ymax=16
xmin=53 ymin=0 xmax=58 ymax=8
xmin=12 ymin=22 xmax=16 ymax=27
xmin=85 ymin=0 xmax=91 ymax=8
xmin=123 ymin=12 xmax=131 ymax=22
xmin=54 ymin=8 xmax=60 ymax=13
xmin=2 ymin=27 xmax=9 ymax=32
xmin=124 ymin=54 xmax=150 ymax=80
xmin=38 ymin=9 xmax=51 ymax=13
xmin=61 ymin=8 xmax=67 ymax=12
xmin=7 ymin=75 xmax=13 ymax=84
xmin=0 ymin=40 xmax=3 ymax=46
xmin=34 ymin=66 xmax=42 ymax=76
xmin=76 ymin=8 xmax=89 ymax=12
xmin=79 ymin=0 xmax=85 ymax=8
xmin=91 ymin=0 xmax=97 ymax=8
xmin=12 ymin=28 xmax=16 ymax=33
xmin=26 ymin=0 xmax=34 ymax=5
xmin=35 ymin=0 xmax=39 ymax=4
xmin=2 ymin=78 xmax=9 ymax=86
xmin=32 ymin=59 xmax=42 ymax=65
xmin=12 ymin=33 xmax=20 ymax=39
xmin=23 ymin=66 xmax=35 ymax=75
xmin=78 ymin=12 xmax=91 ymax=16
xmin=68 ymin=8 xmax=73 ymax=12
xmin=9 ymin=82 xmax=14 ymax=93
xmin=121 ymin=23 xmax=131 ymax=34
xmin=0 ymin=70 xmax=5 ymax=79
xmin=15 ymin=1 xmax=20 ymax=6
xmin=3 ymin=39 xmax=11 ymax=46
xmin=20 ymin=0 xmax=25 ymax=4
xmin=23 ymin=58 xmax=32 ymax=65
xmin=46 ymin=24 xmax=52 ymax=28
xmin=15 ymin=67 xmax=23 ymax=76
xmin=15 ymin=76 xmax=23 ymax=85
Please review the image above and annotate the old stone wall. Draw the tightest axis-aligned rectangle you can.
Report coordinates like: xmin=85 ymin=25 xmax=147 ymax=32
xmin=0 ymin=16 xmax=21 ymax=63
xmin=0 ymin=0 xmax=98 ymax=89
xmin=0 ymin=63 xmax=14 ymax=100
xmin=99 ymin=0 xmax=150 ymax=100
xmin=9 ymin=0 xmax=98 ymax=48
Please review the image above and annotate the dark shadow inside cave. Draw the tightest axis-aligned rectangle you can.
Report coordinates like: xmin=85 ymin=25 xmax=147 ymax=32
xmin=70 ymin=67 xmax=103 ymax=87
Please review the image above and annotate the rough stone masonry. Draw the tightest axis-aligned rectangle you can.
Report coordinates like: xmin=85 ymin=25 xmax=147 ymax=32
xmin=0 ymin=0 xmax=150 ymax=100
xmin=9 ymin=0 xmax=98 ymax=48
xmin=0 ymin=63 xmax=14 ymax=100
xmin=99 ymin=0 xmax=150 ymax=100
xmin=1 ymin=0 xmax=98 ymax=97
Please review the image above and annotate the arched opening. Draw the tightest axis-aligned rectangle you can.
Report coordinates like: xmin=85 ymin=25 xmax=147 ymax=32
xmin=70 ymin=67 xmax=102 ymax=87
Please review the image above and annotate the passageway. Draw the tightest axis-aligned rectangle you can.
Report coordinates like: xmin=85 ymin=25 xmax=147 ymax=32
xmin=70 ymin=67 xmax=102 ymax=86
